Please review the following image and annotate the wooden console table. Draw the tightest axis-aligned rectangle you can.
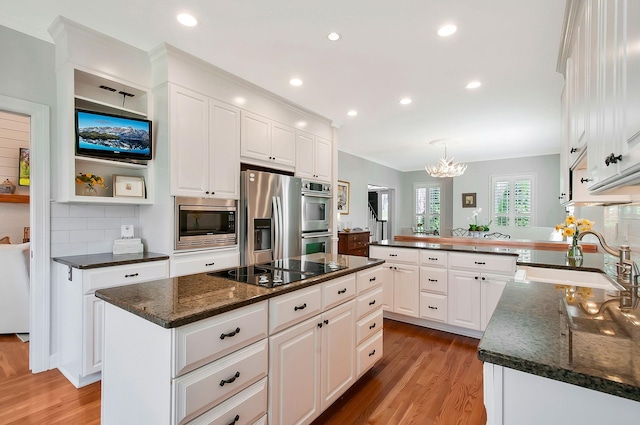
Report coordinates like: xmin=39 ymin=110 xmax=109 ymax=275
xmin=338 ymin=230 xmax=370 ymax=257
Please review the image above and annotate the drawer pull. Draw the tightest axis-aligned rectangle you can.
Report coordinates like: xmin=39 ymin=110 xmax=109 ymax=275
xmin=369 ymin=276 xmax=376 ymax=282
xmin=205 ymin=262 xmax=215 ymax=267
xmin=428 ymin=305 xmax=438 ymax=310
xmin=220 ymin=327 xmax=241 ymax=340
xmin=428 ymin=257 xmax=438 ymax=261
xmin=474 ymin=276 xmax=479 ymax=280
xmin=474 ymin=261 xmax=486 ymax=265
xmin=428 ymin=278 xmax=438 ymax=282
xmin=124 ymin=273 xmax=139 ymax=278
xmin=219 ymin=371 xmax=240 ymax=386
xmin=294 ymin=303 xmax=307 ymax=311
xmin=228 ymin=415 xmax=240 ymax=425
xmin=338 ymin=288 xmax=347 ymax=294
xmin=318 ymin=322 xmax=323 ymax=328
xmin=324 ymin=319 xmax=329 ymax=325
xmin=369 ymin=300 xmax=376 ymax=306
xmin=368 ymin=349 xmax=376 ymax=357
xmin=369 ymin=322 xmax=376 ymax=330
xmin=389 ymin=254 xmax=398 ymax=257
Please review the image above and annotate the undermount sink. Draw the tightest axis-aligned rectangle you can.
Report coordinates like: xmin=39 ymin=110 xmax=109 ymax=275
xmin=515 ymin=266 xmax=621 ymax=291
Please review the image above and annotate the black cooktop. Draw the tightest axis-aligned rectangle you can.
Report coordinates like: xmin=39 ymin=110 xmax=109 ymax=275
xmin=209 ymin=259 xmax=346 ymax=288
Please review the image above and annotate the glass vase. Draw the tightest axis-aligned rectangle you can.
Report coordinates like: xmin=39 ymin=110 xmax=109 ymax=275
xmin=82 ymin=184 xmax=97 ymax=196
xmin=567 ymin=240 xmax=583 ymax=266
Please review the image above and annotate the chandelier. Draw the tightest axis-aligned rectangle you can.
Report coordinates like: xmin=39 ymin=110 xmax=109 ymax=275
xmin=425 ymin=141 xmax=467 ymax=178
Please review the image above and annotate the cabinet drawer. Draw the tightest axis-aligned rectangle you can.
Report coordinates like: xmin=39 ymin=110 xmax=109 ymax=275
xmin=369 ymin=246 xmax=418 ymax=264
xmin=83 ymin=260 xmax=169 ymax=294
xmin=348 ymin=233 xmax=369 ymax=249
xmin=357 ymin=266 xmax=384 ymax=294
xmin=420 ymin=250 xmax=448 ymax=267
xmin=356 ymin=285 xmax=383 ymax=320
xmin=322 ymin=274 xmax=356 ymax=311
xmin=269 ymin=286 xmax=322 ymax=334
xmin=356 ymin=309 xmax=383 ymax=345
xmin=356 ymin=330 xmax=383 ymax=377
xmin=172 ymin=339 xmax=268 ymax=425
xmin=173 ymin=301 xmax=268 ymax=377
xmin=420 ymin=293 xmax=447 ymax=323
xmin=186 ymin=377 xmax=267 ymax=425
xmin=171 ymin=249 xmax=239 ymax=277
xmin=448 ymin=252 xmax=516 ymax=274
xmin=420 ymin=266 xmax=448 ymax=294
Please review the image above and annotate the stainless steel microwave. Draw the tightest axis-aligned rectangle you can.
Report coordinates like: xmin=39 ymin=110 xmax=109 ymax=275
xmin=175 ymin=197 xmax=237 ymax=251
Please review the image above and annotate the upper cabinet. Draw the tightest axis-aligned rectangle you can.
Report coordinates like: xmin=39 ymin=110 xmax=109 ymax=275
xmin=295 ymin=130 xmax=332 ymax=182
xmin=241 ymin=111 xmax=296 ymax=171
xmin=169 ymin=84 xmax=240 ymax=199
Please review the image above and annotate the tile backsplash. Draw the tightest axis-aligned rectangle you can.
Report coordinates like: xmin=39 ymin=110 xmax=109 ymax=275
xmin=50 ymin=201 xmax=139 ymax=257
xmin=575 ymin=204 xmax=640 ymax=262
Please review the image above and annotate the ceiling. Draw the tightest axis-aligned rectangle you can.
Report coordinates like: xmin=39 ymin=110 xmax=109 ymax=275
xmin=0 ymin=0 xmax=567 ymax=172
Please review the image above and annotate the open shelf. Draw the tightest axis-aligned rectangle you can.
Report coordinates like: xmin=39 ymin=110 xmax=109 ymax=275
xmin=75 ymin=156 xmax=149 ymax=170
xmin=0 ymin=194 xmax=29 ymax=204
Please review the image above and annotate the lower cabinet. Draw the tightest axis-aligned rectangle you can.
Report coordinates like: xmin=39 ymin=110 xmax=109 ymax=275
xmin=480 ymin=272 xmax=510 ymax=330
xmin=447 ymin=270 xmax=482 ymax=331
xmin=387 ymin=263 xmax=420 ymax=317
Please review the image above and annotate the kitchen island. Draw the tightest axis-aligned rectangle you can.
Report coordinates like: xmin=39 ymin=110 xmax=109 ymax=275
xmin=95 ymin=253 xmax=385 ymax=425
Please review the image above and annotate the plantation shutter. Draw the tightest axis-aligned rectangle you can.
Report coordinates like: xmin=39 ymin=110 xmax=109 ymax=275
xmin=415 ymin=187 xmax=426 ymax=227
xmin=514 ymin=178 xmax=532 ymax=226
xmin=493 ymin=180 xmax=510 ymax=226
xmin=428 ymin=187 xmax=441 ymax=230
xmin=414 ymin=184 xmax=441 ymax=232
xmin=491 ymin=174 xmax=534 ymax=227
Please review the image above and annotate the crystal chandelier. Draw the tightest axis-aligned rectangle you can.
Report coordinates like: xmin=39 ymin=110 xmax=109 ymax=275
xmin=425 ymin=142 xmax=467 ymax=178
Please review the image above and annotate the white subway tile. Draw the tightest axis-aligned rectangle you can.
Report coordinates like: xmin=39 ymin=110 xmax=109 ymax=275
xmin=69 ymin=229 xmax=105 ymax=243
xmin=51 ymin=217 xmax=88 ymax=231
xmin=87 ymin=241 xmax=113 ymax=255
xmin=87 ymin=217 xmax=122 ymax=230
xmin=50 ymin=202 xmax=70 ymax=218
xmin=104 ymin=206 xmax=137 ymax=218
xmin=51 ymin=243 xmax=87 ymax=257
xmin=69 ymin=205 xmax=105 ymax=218
xmin=104 ymin=228 xmax=121 ymax=241
xmin=50 ymin=230 xmax=70 ymax=244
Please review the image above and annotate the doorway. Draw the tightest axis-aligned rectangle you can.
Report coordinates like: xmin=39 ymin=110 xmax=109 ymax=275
xmin=367 ymin=184 xmax=393 ymax=241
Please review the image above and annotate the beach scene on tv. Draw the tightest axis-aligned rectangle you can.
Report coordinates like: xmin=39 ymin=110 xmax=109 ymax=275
xmin=77 ymin=111 xmax=151 ymax=156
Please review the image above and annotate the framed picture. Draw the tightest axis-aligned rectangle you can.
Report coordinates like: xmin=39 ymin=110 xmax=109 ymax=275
xmin=113 ymin=175 xmax=145 ymax=198
xmin=18 ymin=148 xmax=30 ymax=186
xmin=337 ymin=180 xmax=350 ymax=215
xmin=462 ymin=192 xmax=476 ymax=208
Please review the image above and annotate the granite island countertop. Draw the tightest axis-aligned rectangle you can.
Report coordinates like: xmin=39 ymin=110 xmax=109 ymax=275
xmin=95 ymin=253 xmax=383 ymax=329
xmin=53 ymin=251 xmax=169 ymax=269
xmin=478 ymin=279 xmax=640 ymax=402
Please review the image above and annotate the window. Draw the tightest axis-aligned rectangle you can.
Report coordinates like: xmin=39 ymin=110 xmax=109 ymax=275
xmin=491 ymin=174 xmax=534 ymax=227
xmin=380 ymin=193 xmax=389 ymax=221
xmin=414 ymin=183 xmax=441 ymax=231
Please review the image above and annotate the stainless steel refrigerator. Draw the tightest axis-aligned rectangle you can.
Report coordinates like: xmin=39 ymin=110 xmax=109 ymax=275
xmin=240 ymin=170 xmax=302 ymax=265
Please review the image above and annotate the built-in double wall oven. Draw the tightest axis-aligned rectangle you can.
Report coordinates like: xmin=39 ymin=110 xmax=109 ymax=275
xmin=301 ymin=179 xmax=332 ymax=255
xmin=175 ymin=197 xmax=237 ymax=251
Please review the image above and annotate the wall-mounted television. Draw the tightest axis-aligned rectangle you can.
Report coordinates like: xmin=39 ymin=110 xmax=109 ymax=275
xmin=75 ymin=109 xmax=152 ymax=161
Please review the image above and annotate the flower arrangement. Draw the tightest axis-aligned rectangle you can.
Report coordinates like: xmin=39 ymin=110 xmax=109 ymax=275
xmin=468 ymin=208 xmax=492 ymax=232
xmin=75 ymin=172 xmax=107 ymax=188
xmin=555 ymin=215 xmax=593 ymax=240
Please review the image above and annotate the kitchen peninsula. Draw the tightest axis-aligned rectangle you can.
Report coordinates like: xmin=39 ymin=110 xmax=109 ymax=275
xmin=95 ymin=253 xmax=385 ymax=425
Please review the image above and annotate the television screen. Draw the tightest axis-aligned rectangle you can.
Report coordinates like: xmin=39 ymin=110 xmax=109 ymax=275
xmin=75 ymin=109 xmax=152 ymax=161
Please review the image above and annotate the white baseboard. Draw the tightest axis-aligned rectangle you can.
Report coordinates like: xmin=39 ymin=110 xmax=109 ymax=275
xmin=383 ymin=311 xmax=484 ymax=339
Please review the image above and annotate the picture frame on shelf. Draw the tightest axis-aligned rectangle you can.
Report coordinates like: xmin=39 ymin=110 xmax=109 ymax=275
xmin=113 ymin=175 xmax=145 ymax=198
xmin=337 ymin=180 xmax=350 ymax=215
xmin=19 ymin=148 xmax=30 ymax=186
xmin=462 ymin=192 xmax=476 ymax=208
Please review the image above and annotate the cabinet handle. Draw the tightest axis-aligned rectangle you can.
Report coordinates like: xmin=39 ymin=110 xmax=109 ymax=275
xmin=474 ymin=276 xmax=479 ymax=280
xmin=205 ymin=191 xmax=210 ymax=194
xmin=428 ymin=305 xmax=438 ymax=310
xmin=205 ymin=262 xmax=215 ymax=267
xmin=369 ymin=322 xmax=376 ymax=329
xmin=428 ymin=278 xmax=438 ymax=282
xmin=570 ymin=147 xmax=578 ymax=153
xmin=338 ymin=288 xmax=347 ymax=294
xmin=324 ymin=319 xmax=329 ymax=325
xmin=369 ymin=300 xmax=376 ymax=306
xmin=220 ymin=327 xmax=241 ymax=340
xmin=219 ymin=371 xmax=240 ymax=386
xmin=294 ymin=303 xmax=307 ymax=311
xmin=580 ymin=177 xmax=592 ymax=184
xmin=124 ymin=273 xmax=139 ymax=278
xmin=227 ymin=415 xmax=240 ymax=425
xmin=368 ymin=349 xmax=376 ymax=357
xmin=428 ymin=257 xmax=438 ymax=261
xmin=605 ymin=153 xmax=622 ymax=166
xmin=474 ymin=261 xmax=486 ymax=265
xmin=481 ymin=276 xmax=486 ymax=281
xmin=389 ymin=254 xmax=398 ymax=257
xmin=318 ymin=322 xmax=323 ymax=328
xmin=369 ymin=277 xmax=376 ymax=282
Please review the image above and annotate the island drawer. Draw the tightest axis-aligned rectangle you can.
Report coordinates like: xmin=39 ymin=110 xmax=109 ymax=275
xmin=173 ymin=301 xmax=268 ymax=378
xmin=420 ymin=266 xmax=448 ymax=294
xmin=420 ymin=293 xmax=447 ymax=323
xmin=369 ymin=246 xmax=419 ymax=264
xmin=83 ymin=260 xmax=169 ymax=294
xmin=171 ymin=249 xmax=239 ymax=277
xmin=356 ymin=285 xmax=384 ymax=320
xmin=420 ymin=250 xmax=448 ymax=267
xmin=448 ymin=252 xmax=516 ymax=274
xmin=322 ymin=274 xmax=356 ymax=311
xmin=356 ymin=330 xmax=383 ymax=377
xmin=269 ymin=285 xmax=322 ymax=334
xmin=186 ymin=377 xmax=267 ymax=425
xmin=356 ymin=266 xmax=384 ymax=294
xmin=172 ymin=339 xmax=268 ymax=425
xmin=356 ymin=308 xmax=383 ymax=345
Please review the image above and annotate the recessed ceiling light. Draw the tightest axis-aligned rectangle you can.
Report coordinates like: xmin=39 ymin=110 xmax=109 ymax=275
xmin=177 ymin=13 xmax=198 ymax=27
xmin=327 ymin=32 xmax=341 ymax=41
xmin=437 ymin=24 xmax=457 ymax=37
xmin=400 ymin=98 xmax=412 ymax=105
xmin=347 ymin=110 xmax=358 ymax=117
xmin=233 ymin=96 xmax=246 ymax=105
xmin=290 ymin=78 xmax=303 ymax=86
xmin=465 ymin=81 xmax=482 ymax=89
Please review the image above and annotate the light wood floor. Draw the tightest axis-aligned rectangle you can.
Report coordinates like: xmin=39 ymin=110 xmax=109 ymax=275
xmin=0 ymin=320 xmax=485 ymax=424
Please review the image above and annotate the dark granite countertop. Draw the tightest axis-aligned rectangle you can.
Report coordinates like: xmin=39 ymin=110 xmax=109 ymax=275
xmin=53 ymin=251 xmax=169 ymax=269
xmin=95 ymin=253 xmax=383 ymax=329
xmin=478 ymin=279 xmax=640 ymax=402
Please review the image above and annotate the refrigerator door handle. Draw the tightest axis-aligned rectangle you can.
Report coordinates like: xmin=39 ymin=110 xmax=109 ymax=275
xmin=273 ymin=196 xmax=283 ymax=260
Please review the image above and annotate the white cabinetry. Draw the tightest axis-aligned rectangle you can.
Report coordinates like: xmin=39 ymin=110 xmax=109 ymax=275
xmin=295 ymin=130 xmax=332 ymax=182
xmin=355 ymin=266 xmax=384 ymax=377
xmin=369 ymin=246 xmax=420 ymax=317
xmin=420 ymin=250 xmax=448 ymax=323
xmin=170 ymin=248 xmax=239 ymax=277
xmin=169 ymin=84 xmax=240 ymax=199
xmin=55 ymin=259 xmax=169 ymax=387
xmin=241 ymin=111 xmax=296 ymax=170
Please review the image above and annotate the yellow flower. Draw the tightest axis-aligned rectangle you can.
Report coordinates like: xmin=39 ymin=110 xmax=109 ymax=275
xmin=566 ymin=215 xmax=576 ymax=225
xmin=563 ymin=227 xmax=576 ymax=237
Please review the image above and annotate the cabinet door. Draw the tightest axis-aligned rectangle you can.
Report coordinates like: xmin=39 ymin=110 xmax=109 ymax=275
xmin=269 ymin=316 xmax=321 ymax=425
xmin=170 ymin=84 xmax=210 ymax=197
xmin=392 ymin=264 xmax=420 ymax=317
xmin=321 ymin=300 xmax=355 ymax=411
xmin=241 ymin=111 xmax=271 ymax=162
xmin=271 ymin=122 xmax=296 ymax=167
xmin=620 ymin=0 xmax=640 ymax=175
xmin=381 ymin=265 xmax=393 ymax=311
xmin=209 ymin=99 xmax=240 ymax=199
xmin=314 ymin=137 xmax=332 ymax=182
xmin=447 ymin=270 xmax=481 ymax=330
xmin=82 ymin=295 xmax=103 ymax=376
xmin=481 ymin=273 xmax=509 ymax=331
xmin=295 ymin=131 xmax=315 ymax=179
